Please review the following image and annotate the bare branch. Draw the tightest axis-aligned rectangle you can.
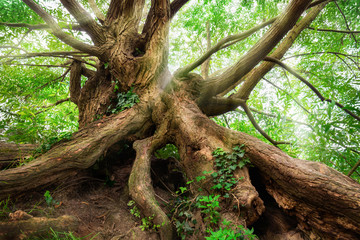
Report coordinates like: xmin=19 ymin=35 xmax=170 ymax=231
xmin=201 ymin=21 xmax=211 ymax=79
xmin=0 ymin=46 xmax=28 ymax=53
xmin=332 ymin=53 xmax=357 ymax=78
xmin=308 ymin=26 xmax=360 ymax=34
xmin=36 ymin=98 xmax=70 ymax=115
xmin=263 ymin=78 xmax=310 ymax=114
xmin=170 ymin=0 xmax=189 ymax=18
xmin=0 ymin=51 xmax=91 ymax=61
xmin=334 ymin=1 xmax=358 ymax=44
xmin=264 ymin=56 xmax=360 ymax=122
xmin=176 ymin=17 xmax=276 ymax=77
xmin=240 ymin=102 xmax=291 ymax=146
xmin=142 ymin=0 xmax=170 ymax=38
xmin=201 ymin=97 xmax=245 ymax=116
xmin=348 ymin=159 xmax=360 ymax=177
xmin=241 ymin=107 xmax=313 ymax=128
xmin=307 ymin=0 xmax=333 ymax=8
xmin=22 ymin=0 xmax=101 ymax=56
xmin=0 ymin=22 xmax=82 ymax=31
xmin=284 ymin=51 xmax=360 ymax=60
xmin=5 ymin=63 xmax=70 ymax=68
xmin=284 ymin=51 xmax=360 ymax=71
xmin=24 ymin=69 xmax=71 ymax=99
xmin=59 ymin=0 xmax=105 ymax=45
xmin=69 ymin=60 xmax=82 ymax=104
xmin=88 ymin=0 xmax=105 ymax=23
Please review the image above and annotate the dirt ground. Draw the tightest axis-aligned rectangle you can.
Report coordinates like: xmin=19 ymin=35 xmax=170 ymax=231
xmin=0 ymin=159 xmax=175 ymax=240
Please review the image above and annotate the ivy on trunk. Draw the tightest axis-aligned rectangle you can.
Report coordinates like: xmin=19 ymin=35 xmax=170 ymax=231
xmin=0 ymin=0 xmax=359 ymax=239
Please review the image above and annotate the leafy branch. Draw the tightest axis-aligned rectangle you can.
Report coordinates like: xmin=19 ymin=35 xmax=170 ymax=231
xmin=264 ymin=56 xmax=360 ymax=122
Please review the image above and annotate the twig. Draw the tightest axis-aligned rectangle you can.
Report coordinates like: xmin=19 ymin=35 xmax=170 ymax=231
xmin=235 ymin=108 xmax=313 ymax=128
xmin=262 ymin=78 xmax=310 ymax=114
xmin=334 ymin=1 xmax=358 ymax=44
xmin=240 ymin=102 xmax=291 ymax=146
xmin=176 ymin=17 xmax=276 ymax=76
xmin=5 ymin=63 xmax=70 ymax=68
xmin=347 ymin=159 xmax=360 ymax=177
xmin=308 ymin=26 xmax=360 ymax=34
xmin=36 ymin=98 xmax=70 ymax=115
xmin=264 ymin=56 xmax=360 ymax=121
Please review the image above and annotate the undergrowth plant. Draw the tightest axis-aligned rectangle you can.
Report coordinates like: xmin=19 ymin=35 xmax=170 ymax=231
xmin=44 ymin=190 xmax=59 ymax=207
xmin=108 ymin=87 xmax=139 ymax=114
xmin=127 ymin=200 xmax=164 ymax=231
xmin=92 ymin=88 xmax=140 ymax=121
xmin=206 ymin=220 xmax=257 ymax=240
xmin=171 ymin=145 xmax=258 ymax=239
xmin=34 ymin=132 xmax=73 ymax=155
xmin=155 ymin=144 xmax=180 ymax=160
xmin=0 ymin=196 xmax=13 ymax=220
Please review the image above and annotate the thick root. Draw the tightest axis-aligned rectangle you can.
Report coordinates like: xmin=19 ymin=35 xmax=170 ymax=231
xmin=0 ymin=215 xmax=78 ymax=240
xmin=128 ymin=137 xmax=173 ymax=240
xmin=0 ymin=106 xmax=152 ymax=199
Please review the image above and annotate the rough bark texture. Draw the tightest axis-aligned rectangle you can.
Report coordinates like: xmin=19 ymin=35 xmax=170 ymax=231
xmin=0 ymin=103 xmax=153 ymax=198
xmin=0 ymin=142 xmax=37 ymax=169
xmin=1 ymin=0 xmax=360 ymax=239
xmin=0 ymin=142 xmax=37 ymax=161
xmin=0 ymin=215 xmax=78 ymax=240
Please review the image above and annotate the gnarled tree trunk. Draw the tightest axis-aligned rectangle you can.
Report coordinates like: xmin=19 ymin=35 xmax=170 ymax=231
xmin=1 ymin=0 xmax=359 ymax=239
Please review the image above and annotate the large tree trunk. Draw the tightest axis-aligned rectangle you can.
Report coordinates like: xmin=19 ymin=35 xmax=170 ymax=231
xmin=1 ymin=82 xmax=360 ymax=239
xmin=1 ymin=0 xmax=359 ymax=239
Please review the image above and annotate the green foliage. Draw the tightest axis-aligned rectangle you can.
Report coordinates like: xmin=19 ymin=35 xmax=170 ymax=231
xmin=127 ymin=200 xmax=141 ymax=218
xmin=44 ymin=190 xmax=58 ymax=207
xmin=0 ymin=196 xmax=13 ymax=219
xmin=169 ymin=0 xmax=360 ymax=182
xmin=210 ymin=146 xmax=250 ymax=194
xmin=171 ymin=145 xmax=257 ymax=239
xmin=107 ymin=87 xmax=140 ymax=114
xmin=196 ymin=195 xmax=220 ymax=225
xmin=127 ymin=200 xmax=163 ymax=231
xmin=35 ymin=132 xmax=73 ymax=154
xmin=206 ymin=220 xmax=257 ymax=240
xmin=155 ymin=144 xmax=180 ymax=160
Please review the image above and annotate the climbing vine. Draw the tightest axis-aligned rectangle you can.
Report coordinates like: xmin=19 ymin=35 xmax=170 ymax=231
xmin=170 ymin=145 xmax=257 ymax=239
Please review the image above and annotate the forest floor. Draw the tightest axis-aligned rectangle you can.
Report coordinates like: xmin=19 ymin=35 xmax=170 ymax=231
xmin=0 ymin=159 xmax=175 ymax=240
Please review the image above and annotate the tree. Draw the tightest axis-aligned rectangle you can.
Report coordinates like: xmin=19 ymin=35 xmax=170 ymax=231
xmin=0 ymin=0 xmax=359 ymax=239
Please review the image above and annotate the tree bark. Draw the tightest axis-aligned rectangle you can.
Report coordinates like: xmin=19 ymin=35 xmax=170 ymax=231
xmin=0 ymin=142 xmax=37 ymax=169
xmin=0 ymin=215 xmax=78 ymax=240
xmin=0 ymin=103 xmax=153 ymax=198
xmin=1 ymin=1 xmax=359 ymax=239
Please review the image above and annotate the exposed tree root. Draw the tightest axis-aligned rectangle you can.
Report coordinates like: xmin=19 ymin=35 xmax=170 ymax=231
xmin=0 ymin=215 xmax=78 ymax=240
xmin=170 ymin=99 xmax=265 ymax=226
xmin=128 ymin=135 xmax=173 ymax=240
xmin=0 ymin=105 xmax=152 ymax=199
xmin=1 ymin=94 xmax=359 ymax=239
xmin=167 ymin=96 xmax=360 ymax=239
xmin=238 ymin=134 xmax=360 ymax=239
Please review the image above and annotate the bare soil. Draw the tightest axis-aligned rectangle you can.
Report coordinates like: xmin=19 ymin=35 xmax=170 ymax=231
xmin=0 ymin=159 xmax=175 ymax=240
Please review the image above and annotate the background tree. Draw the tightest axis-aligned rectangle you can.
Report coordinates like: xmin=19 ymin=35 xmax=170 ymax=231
xmin=0 ymin=0 xmax=359 ymax=239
